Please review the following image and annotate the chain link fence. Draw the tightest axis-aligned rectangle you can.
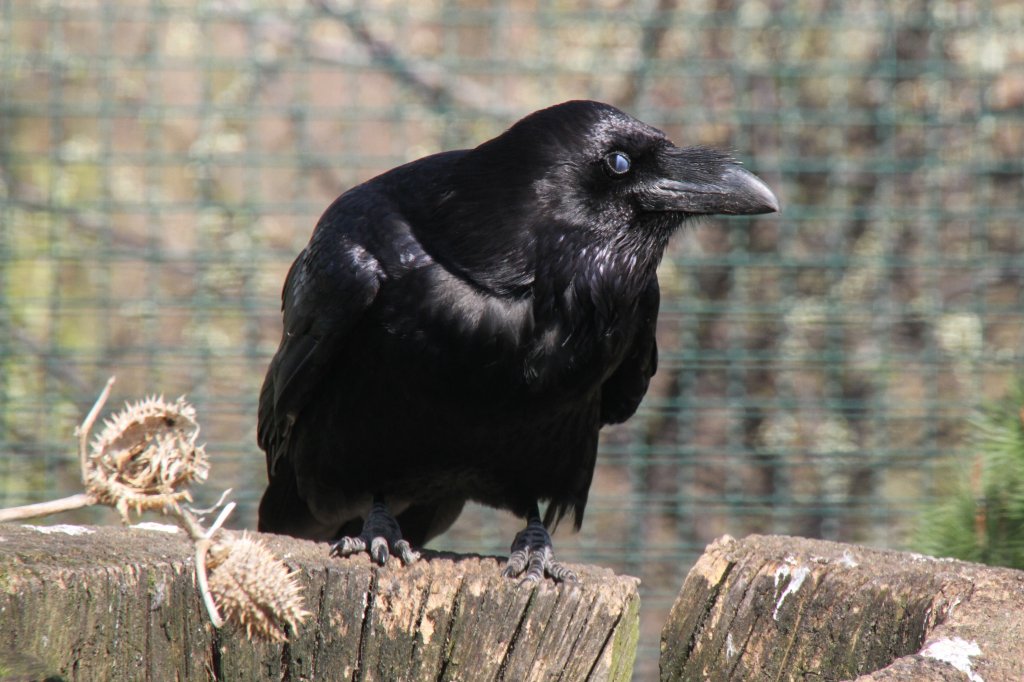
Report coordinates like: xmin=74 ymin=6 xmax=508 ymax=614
xmin=2 ymin=0 xmax=1023 ymax=675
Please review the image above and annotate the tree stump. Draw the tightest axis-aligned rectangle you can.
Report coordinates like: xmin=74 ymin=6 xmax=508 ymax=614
xmin=661 ymin=534 xmax=1024 ymax=681
xmin=0 ymin=523 xmax=639 ymax=681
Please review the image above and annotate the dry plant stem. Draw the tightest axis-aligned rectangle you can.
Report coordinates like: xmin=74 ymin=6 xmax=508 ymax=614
xmin=194 ymin=537 xmax=224 ymax=628
xmin=172 ymin=505 xmax=207 ymax=541
xmin=188 ymin=488 xmax=233 ymax=516
xmin=0 ymin=493 xmax=96 ymax=523
xmin=0 ymin=377 xmax=115 ymax=524
xmin=175 ymin=501 xmax=236 ymax=629
xmin=77 ymin=375 xmax=116 ymax=485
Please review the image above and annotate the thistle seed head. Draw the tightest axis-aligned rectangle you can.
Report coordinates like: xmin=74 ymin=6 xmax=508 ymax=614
xmin=206 ymin=532 xmax=310 ymax=642
xmin=86 ymin=395 xmax=209 ymax=520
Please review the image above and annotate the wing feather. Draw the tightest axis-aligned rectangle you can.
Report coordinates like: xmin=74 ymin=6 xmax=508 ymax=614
xmin=257 ymin=225 xmax=383 ymax=476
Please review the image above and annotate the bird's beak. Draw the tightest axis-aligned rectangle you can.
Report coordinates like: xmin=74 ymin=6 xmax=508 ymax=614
xmin=640 ymin=159 xmax=780 ymax=216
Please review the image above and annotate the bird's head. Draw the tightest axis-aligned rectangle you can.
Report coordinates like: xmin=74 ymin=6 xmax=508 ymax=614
xmin=426 ymin=100 xmax=778 ymax=296
xmin=484 ymin=100 xmax=778 ymax=242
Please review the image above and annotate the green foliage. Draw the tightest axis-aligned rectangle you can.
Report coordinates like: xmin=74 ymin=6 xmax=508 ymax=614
xmin=916 ymin=380 xmax=1024 ymax=568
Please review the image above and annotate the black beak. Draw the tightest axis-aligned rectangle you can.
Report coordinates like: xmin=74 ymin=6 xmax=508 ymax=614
xmin=640 ymin=154 xmax=780 ymax=216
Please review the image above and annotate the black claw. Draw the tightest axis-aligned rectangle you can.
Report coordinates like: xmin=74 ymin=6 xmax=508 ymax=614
xmin=393 ymin=539 xmax=421 ymax=566
xmin=503 ymin=549 xmax=528 ymax=578
xmin=504 ymin=513 xmax=575 ymax=584
xmin=548 ymin=562 xmax=579 ymax=583
xmin=370 ymin=537 xmax=389 ymax=565
xmin=330 ymin=499 xmax=420 ymax=567
xmin=524 ymin=549 xmax=547 ymax=583
xmin=332 ymin=535 xmax=366 ymax=557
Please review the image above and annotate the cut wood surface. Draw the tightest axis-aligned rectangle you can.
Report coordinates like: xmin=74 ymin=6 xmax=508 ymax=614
xmin=661 ymin=534 xmax=1024 ymax=681
xmin=0 ymin=523 xmax=639 ymax=681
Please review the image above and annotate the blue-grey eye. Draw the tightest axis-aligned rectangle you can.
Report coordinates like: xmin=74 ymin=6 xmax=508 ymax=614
xmin=604 ymin=151 xmax=631 ymax=176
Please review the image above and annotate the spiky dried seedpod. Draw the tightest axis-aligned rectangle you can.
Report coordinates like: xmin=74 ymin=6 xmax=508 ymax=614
xmin=206 ymin=532 xmax=310 ymax=642
xmin=86 ymin=395 xmax=209 ymax=520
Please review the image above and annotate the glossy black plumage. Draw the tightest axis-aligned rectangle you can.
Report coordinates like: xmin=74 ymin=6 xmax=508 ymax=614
xmin=256 ymin=101 xmax=778 ymax=573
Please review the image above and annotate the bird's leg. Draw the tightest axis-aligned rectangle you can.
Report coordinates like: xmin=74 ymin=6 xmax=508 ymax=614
xmin=502 ymin=504 xmax=578 ymax=584
xmin=331 ymin=497 xmax=420 ymax=566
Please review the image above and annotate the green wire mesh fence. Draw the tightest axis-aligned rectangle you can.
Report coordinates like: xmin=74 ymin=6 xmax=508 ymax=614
xmin=2 ymin=0 xmax=1023 ymax=676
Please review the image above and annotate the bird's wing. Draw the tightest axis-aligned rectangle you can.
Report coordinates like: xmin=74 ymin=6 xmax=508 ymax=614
xmin=599 ymin=278 xmax=660 ymax=425
xmin=257 ymin=224 xmax=383 ymax=476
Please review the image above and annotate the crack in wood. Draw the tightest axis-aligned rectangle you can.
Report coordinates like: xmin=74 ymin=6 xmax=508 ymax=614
xmin=583 ymin=591 xmax=630 ymax=681
xmin=823 ymin=568 xmax=891 ymax=673
xmin=280 ymin=640 xmax=293 ymax=681
xmin=209 ymin=626 xmax=223 ymax=681
xmin=352 ymin=567 xmax=379 ymax=682
xmin=684 ymin=556 xmax=738 ymax=664
xmin=408 ymin=571 xmax=433 ymax=668
xmin=495 ymin=583 xmax=538 ymax=680
xmin=562 ymin=588 xmax=603 ymax=675
xmin=310 ymin=567 xmax=329 ymax=678
xmin=772 ymin=562 xmax=826 ymax=681
xmin=434 ymin=575 xmax=467 ymax=682
xmin=714 ymin=557 xmax=768 ymax=679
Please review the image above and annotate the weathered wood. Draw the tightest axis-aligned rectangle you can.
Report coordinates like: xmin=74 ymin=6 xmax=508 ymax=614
xmin=0 ymin=523 xmax=639 ymax=681
xmin=661 ymin=534 xmax=1024 ymax=681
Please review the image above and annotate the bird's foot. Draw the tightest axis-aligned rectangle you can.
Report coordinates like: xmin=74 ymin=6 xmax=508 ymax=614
xmin=502 ymin=517 xmax=578 ymax=584
xmin=330 ymin=500 xmax=420 ymax=566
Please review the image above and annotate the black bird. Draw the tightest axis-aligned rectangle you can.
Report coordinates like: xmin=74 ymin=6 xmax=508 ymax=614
xmin=257 ymin=100 xmax=778 ymax=581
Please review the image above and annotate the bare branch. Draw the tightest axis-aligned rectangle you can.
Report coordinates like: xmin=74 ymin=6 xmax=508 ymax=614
xmin=615 ymin=0 xmax=679 ymax=110
xmin=0 ymin=493 xmax=95 ymax=523
xmin=312 ymin=0 xmax=512 ymax=119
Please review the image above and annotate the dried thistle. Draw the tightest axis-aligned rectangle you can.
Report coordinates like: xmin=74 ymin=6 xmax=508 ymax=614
xmin=0 ymin=376 xmax=311 ymax=645
xmin=206 ymin=532 xmax=310 ymax=642
xmin=0 ymin=377 xmax=208 ymax=524
xmin=86 ymin=394 xmax=209 ymax=520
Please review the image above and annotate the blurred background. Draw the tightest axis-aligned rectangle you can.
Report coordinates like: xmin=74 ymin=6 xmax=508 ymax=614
xmin=2 ymin=0 xmax=1022 ymax=676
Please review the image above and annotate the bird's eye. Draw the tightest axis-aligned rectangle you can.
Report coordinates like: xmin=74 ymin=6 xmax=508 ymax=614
xmin=604 ymin=151 xmax=631 ymax=176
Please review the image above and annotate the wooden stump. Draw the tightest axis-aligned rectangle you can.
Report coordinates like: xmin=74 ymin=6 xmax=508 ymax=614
xmin=0 ymin=523 xmax=639 ymax=681
xmin=661 ymin=534 xmax=1024 ymax=681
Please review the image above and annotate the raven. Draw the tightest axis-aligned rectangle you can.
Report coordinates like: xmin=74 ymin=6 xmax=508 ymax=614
xmin=257 ymin=100 xmax=778 ymax=581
